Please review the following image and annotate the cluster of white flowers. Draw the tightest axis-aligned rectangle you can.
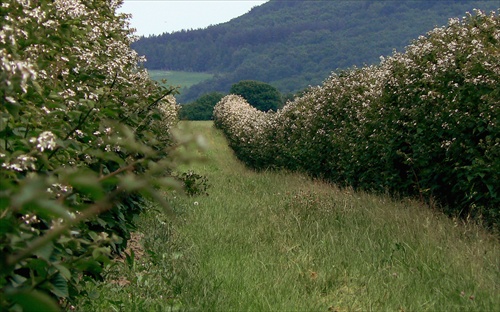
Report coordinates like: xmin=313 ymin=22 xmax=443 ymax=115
xmin=0 ymin=48 xmax=37 ymax=93
xmin=214 ymin=95 xmax=269 ymax=144
xmin=147 ymin=95 xmax=180 ymax=145
xmin=1 ymin=154 xmax=37 ymax=172
xmin=47 ymin=183 xmax=73 ymax=198
xmin=21 ymin=213 xmax=40 ymax=226
xmin=157 ymin=95 xmax=180 ymax=130
xmin=54 ymin=0 xmax=87 ymax=18
xmin=30 ymin=131 xmax=57 ymax=152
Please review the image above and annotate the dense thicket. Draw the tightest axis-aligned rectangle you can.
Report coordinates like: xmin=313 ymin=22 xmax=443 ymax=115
xmin=133 ymin=0 xmax=499 ymax=102
xmin=179 ymin=92 xmax=225 ymax=120
xmin=0 ymin=1 xmax=181 ymax=310
xmin=229 ymin=80 xmax=283 ymax=112
xmin=180 ymin=81 xmax=283 ymax=120
xmin=214 ymin=10 xmax=500 ymax=230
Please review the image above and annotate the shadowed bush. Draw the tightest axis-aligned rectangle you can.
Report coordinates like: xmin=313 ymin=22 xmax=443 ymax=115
xmin=229 ymin=80 xmax=283 ymax=112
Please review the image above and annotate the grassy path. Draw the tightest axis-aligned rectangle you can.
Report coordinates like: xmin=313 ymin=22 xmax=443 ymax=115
xmin=164 ymin=121 xmax=500 ymax=311
xmin=79 ymin=121 xmax=499 ymax=311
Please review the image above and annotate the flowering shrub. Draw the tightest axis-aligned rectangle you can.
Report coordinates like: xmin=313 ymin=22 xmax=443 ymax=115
xmin=213 ymin=94 xmax=276 ymax=168
xmin=1 ymin=0 xmax=181 ymax=310
xmin=214 ymin=9 xmax=499 ymax=229
xmin=371 ymin=9 xmax=499 ymax=222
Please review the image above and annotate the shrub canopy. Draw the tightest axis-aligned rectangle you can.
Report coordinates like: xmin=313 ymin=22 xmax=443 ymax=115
xmin=179 ymin=92 xmax=225 ymax=120
xmin=229 ymin=80 xmax=283 ymax=112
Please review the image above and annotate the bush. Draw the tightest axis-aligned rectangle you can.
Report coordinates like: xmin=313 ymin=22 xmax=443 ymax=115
xmin=229 ymin=80 xmax=283 ymax=112
xmin=374 ymin=10 xmax=499 ymax=221
xmin=214 ymin=9 xmax=500 ymax=229
xmin=213 ymin=95 xmax=275 ymax=168
xmin=0 ymin=0 xmax=183 ymax=310
xmin=178 ymin=171 xmax=209 ymax=196
xmin=179 ymin=92 xmax=225 ymax=120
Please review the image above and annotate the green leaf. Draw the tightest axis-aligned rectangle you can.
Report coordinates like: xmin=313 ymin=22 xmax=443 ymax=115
xmin=53 ymin=263 xmax=71 ymax=280
xmin=11 ymin=274 xmax=28 ymax=286
xmin=11 ymin=178 xmax=47 ymax=210
xmin=6 ymin=288 xmax=60 ymax=312
xmin=13 ymin=127 xmax=27 ymax=137
xmin=33 ymin=241 xmax=54 ymax=261
xmin=33 ymin=199 xmax=73 ymax=221
xmin=68 ymin=171 xmax=104 ymax=200
xmin=50 ymin=273 xmax=69 ymax=298
xmin=5 ymin=102 xmax=21 ymax=117
xmin=0 ymin=115 xmax=8 ymax=132
xmin=75 ymin=259 xmax=102 ymax=276
xmin=48 ymin=92 xmax=61 ymax=100
xmin=125 ymin=250 xmax=135 ymax=269
xmin=32 ymin=81 xmax=43 ymax=95
xmin=88 ymin=231 xmax=99 ymax=241
xmin=95 ymin=217 xmax=107 ymax=227
xmin=88 ymin=290 xmax=100 ymax=300
xmin=92 ymin=247 xmax=111 ymax=262
xmin=119 ymin=174 xmax=147 ymax=192
xmin=0 ymin=218 xmax=12 ymax=235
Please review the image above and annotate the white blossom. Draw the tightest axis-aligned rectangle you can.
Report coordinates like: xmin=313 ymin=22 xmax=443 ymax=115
xmin=30 ymin=131 xmax=57 ymax=152
xmin=2 ymin=154 xmax=36 ymax=171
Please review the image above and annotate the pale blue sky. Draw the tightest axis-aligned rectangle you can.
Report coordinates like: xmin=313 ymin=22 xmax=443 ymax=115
xmin=118 ymin=0 xmax=268 ymax=37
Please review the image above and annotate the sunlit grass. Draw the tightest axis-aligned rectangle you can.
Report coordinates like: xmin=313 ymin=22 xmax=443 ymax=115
xmin=148 ymin=70 xmax=213 ymax=89
xmin=77 ymin=121 xmax=500 ymax=311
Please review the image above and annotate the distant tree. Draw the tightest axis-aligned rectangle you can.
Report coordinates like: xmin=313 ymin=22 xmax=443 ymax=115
xmin=229 ymin=80 xmax=283 ymax=111
xmin=179 ymin=92 xmax=226 ymax=120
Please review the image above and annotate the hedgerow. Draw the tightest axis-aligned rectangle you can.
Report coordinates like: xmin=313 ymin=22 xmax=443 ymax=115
xmin=1 ymin=0 xmax=183 ymax=310
xmin=214 ymin=9 xmax=500 ymax=229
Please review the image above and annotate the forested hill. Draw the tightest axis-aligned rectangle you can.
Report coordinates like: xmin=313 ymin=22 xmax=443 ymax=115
xmin=132 ymin=0 xmax=499 ymax=102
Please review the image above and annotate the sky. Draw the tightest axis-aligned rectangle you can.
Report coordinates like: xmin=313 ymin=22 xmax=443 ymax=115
xmin=118 ymin=0 xmax=269 ymax=37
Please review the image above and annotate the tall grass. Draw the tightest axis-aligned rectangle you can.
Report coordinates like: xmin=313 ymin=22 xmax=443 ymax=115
xmin=78 ymin=121 xmax=499 ymax=311
xmin=148 ymin=70 xmax=213 ymax=89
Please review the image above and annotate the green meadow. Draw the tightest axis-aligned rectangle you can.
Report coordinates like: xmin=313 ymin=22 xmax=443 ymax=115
xmin=148 ymin=70 xmax=213 ymax=89
xmin=78 ymin=121 xmax=500 ymax=311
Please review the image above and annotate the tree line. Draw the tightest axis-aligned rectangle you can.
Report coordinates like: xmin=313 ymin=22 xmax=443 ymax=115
xmin=132 ymin=0 xmax=499 ymax=103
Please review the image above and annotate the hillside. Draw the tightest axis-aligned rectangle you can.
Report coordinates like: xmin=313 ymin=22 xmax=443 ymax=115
xmin=132 ymin=0 xmax=499 ymax=102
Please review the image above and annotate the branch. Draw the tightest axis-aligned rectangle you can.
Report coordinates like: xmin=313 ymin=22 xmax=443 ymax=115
xmin=57 ymin=161 xmax=140 ymax=204
xmin=98 ymin=162 xmax=137 ymax=182
xmin=6 ymin=191 xmax=119 ymax=268
xmin=120 ymin=87 xmax=176 ymax=123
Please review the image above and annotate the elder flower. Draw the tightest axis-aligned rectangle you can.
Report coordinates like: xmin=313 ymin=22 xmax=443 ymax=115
xmin=75 ymin=129 xmax=84 ymax=138
xmin=30 ymin=131 xmax=57 ymax=152
xmin=2 ymin=154 xmax=36 ymax=171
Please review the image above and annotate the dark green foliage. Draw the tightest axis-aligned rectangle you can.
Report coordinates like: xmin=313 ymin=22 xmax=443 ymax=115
xmin=178 ymin=171 xmax=209 ymax=196
xmin=179 ymin=92 xmax=225 ymax=120
xmin=133 ymin=0 xmax=499 ymax=102
xmin=229 ymin=80 xmax=283 ymax=112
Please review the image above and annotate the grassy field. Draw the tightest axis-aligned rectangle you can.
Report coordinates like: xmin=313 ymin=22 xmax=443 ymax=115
xmin=148 ymin=70 xmax=213 ymax=89
xmin=78 ymin=121 xmax=500 ymax=311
